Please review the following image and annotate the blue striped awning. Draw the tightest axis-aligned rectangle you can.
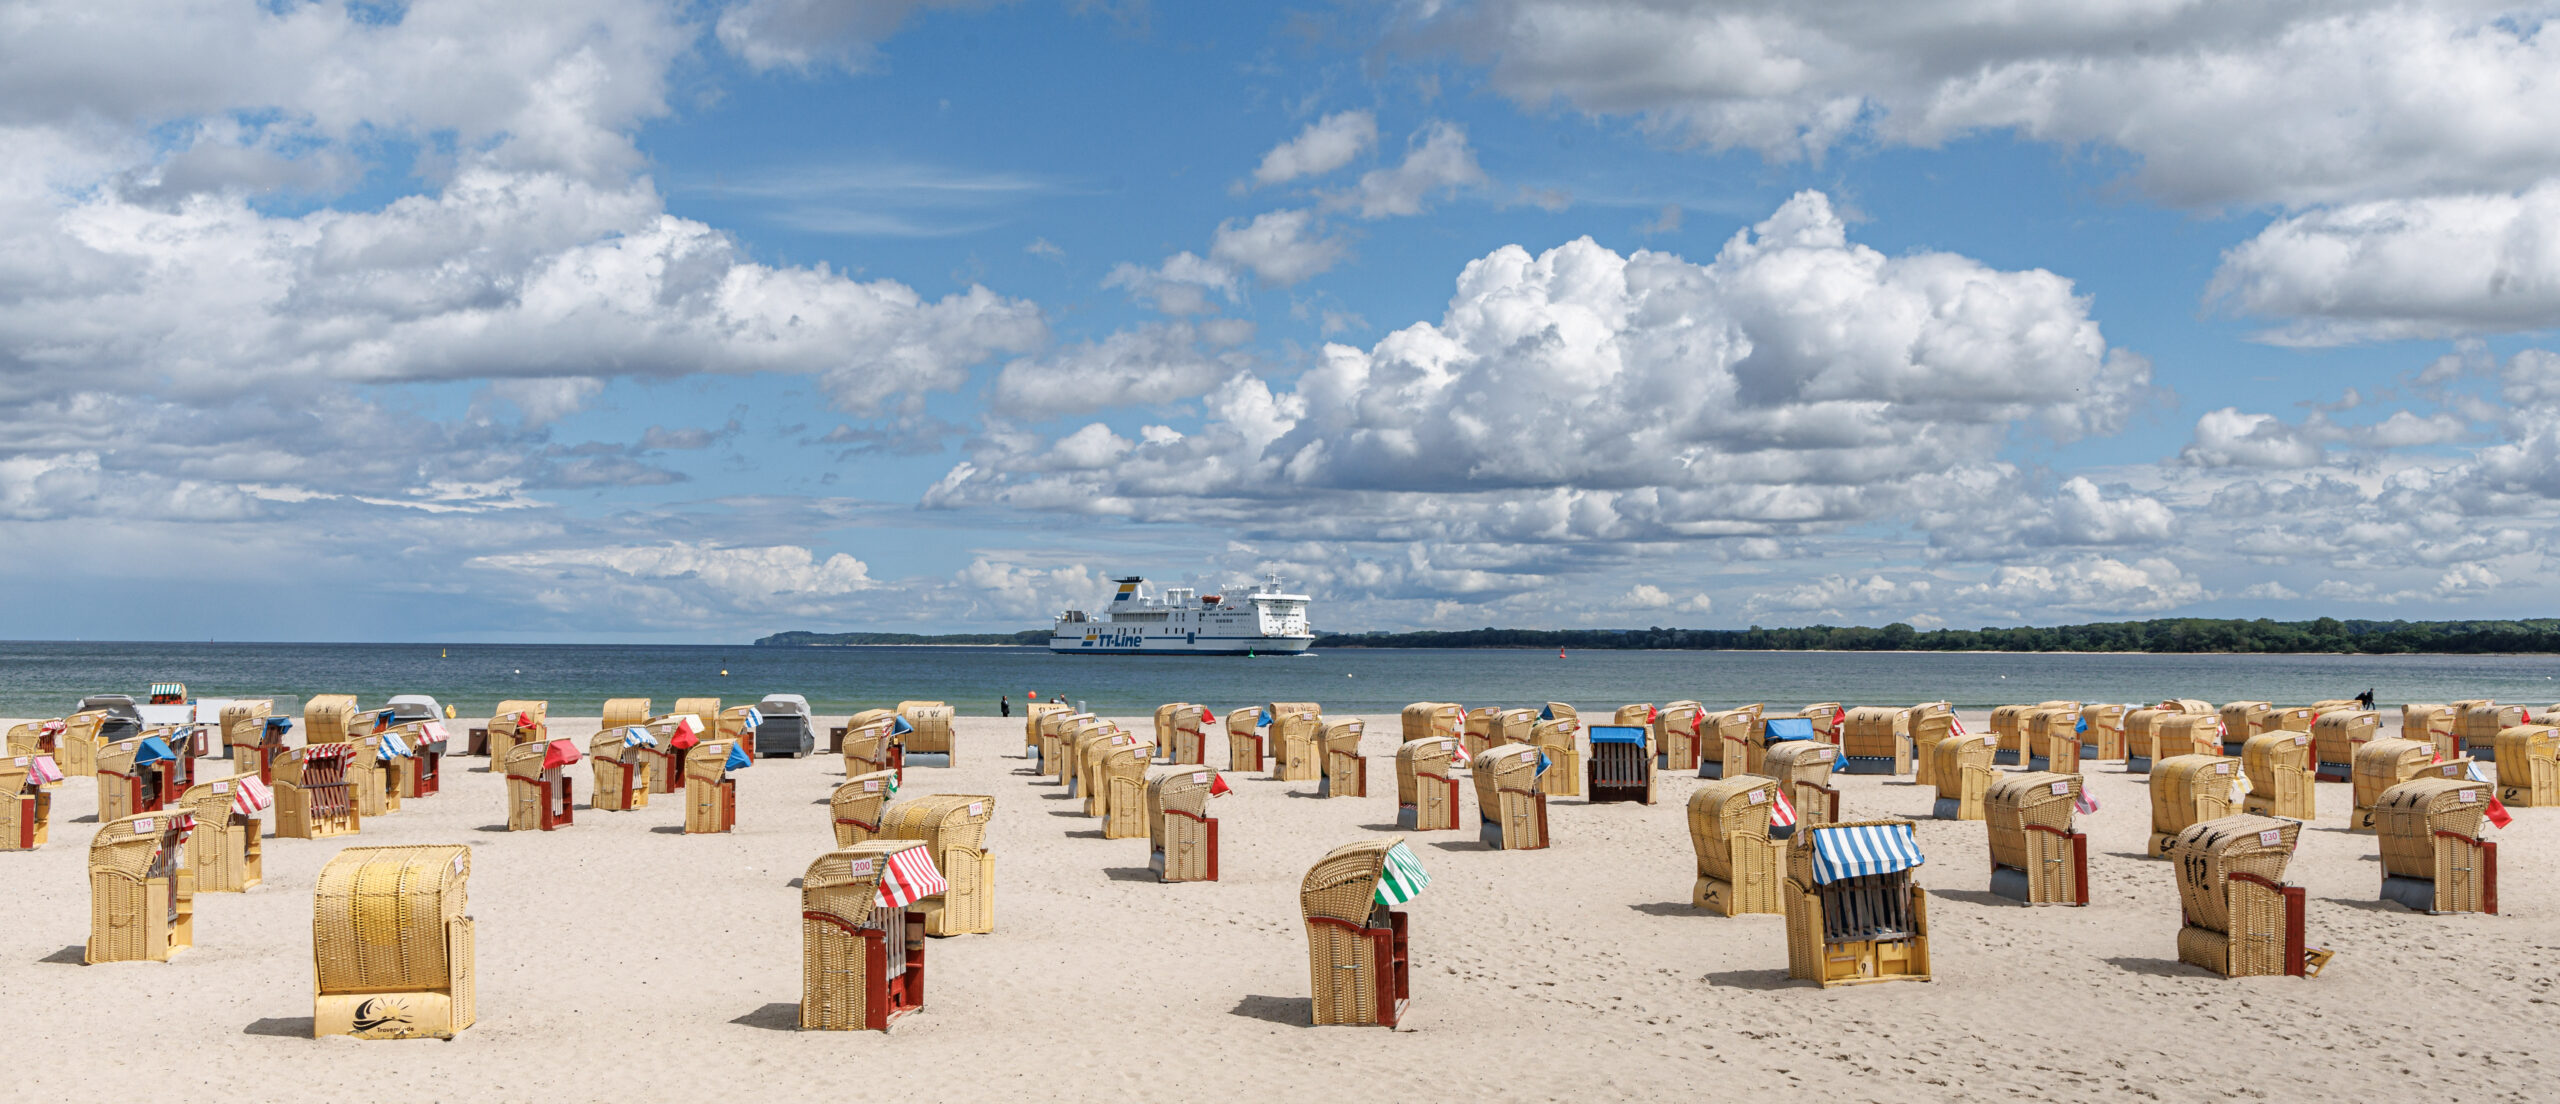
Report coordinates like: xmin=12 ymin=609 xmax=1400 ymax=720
xmin=741 ymin=707 xmax=763 ymax=730
xmin=1764 ymin=717 xmax=1815 ymax=742
xmin=1809 ymin=822 xmax=1925 ymax=885
xmin=623 ymin=725 xmax=658 ymax=748
xmin=377 ymin=732 xmax=413 ymax=759
xmin=1588 ymin=725 xmax=1645 ymax=745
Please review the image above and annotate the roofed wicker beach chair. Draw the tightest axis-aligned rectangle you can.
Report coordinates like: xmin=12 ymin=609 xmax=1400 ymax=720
xmin=313 ymin=844 xmax=473 ymax=1038
xmin=1099 ymin=740 xmax=1157 ymax=836
xmin=2165 ymin=815 xmax=2327 ymax=978
xmin=53 ymin=710 xmax=108 ymax=778
xmin=2400 ymin=703 xmax=2456 ymax=752
xmin=2241 ymin=730 xmax=2316 ymax=820
xmin=1050 ymin=714 xmax=1102 ymax=788
xmin=2311 ymin=709 xmax=2382 ymax=783
xmin=1316 ymin=719 xmax=1369 ymax=799
xmin=588 ymin=727 xmax=652 ymax=812
xmin=2375 ymin=776 xmax=2498 ymax=915
xmin=1793 ymin=702 xmax=1845 ymax=743
xmin=1929 ymin=730 xmax=2000 ymax=821
xmin=1987 ymin=704 xmax=2038 ymax=768
xmin=637 ymin=712 xmax=702 ymax=796
xmin=0 ymin=754 xmax=50 ymax=851
xmin=1474 ymin=742 xmax=1550 ymax=850
xmin=2023 ymin=705 xmax=2085 ymax=773
xmin=1587 ymin=724 xmax=1655 ymax=804
xmin=1743 ymin=715 xmax=1814 ymax=777
xmin=1024 ymin=700 xmax=1069 ymax=761
xmin=2459 ymin=703 xmax=2529 ymax=762
xmin=842 ymin=714 xmax=902 ymax=790
xmin=1395 ymin=737 xmax=1466 ymax=830
xmin=1532 ymin=714 xmax=1581 ymax=797
xmin=1763 ymin=739 xmax=1840 ymax=830
xmin=1689 ymin=776 xmax=1785 ymax=916
xmin=399 ymin=719 xmax=449 ymax=798
xmin=504 ymin=739 xmax=577 ymax=831
xmin=1783 ymin=819 xmax=1930 ymax=987
xmin=304 ymin=694 xmax=360 ymax=746
xmin=486 ymin=699 xmax=553 ymax=761
xmin=1465 ymin=706 xmax=1536 ymax=767
xmin=273 ymin=743 xmax=361 ymax=839
xmin=801 ymin=840 xmax=938 ymax=1030
xmin=2148 ymin=754 xmax=2242 ymax=856
xmin=5 ymin=720 xmax=51 ymax=759
xmin=1037 ymin=709 xmax=1089 ymax=776
xmin=1148 ymin=769 xmax=1225 ymax=882
xmin=1400 ymin=702 xmax=1464 ymax=747
xmin=1224 ymin=707 xmax=1264 ymax=773
xmin=898 ymin=701 xmax=956 ymax=767
xmin=672 ymin=696 xmax=722 ymax=740
xmin=1655 ymin=700 xmax=1708 ymax=772
xmin=2352 ymin=740 xmax=2470 ymax=832
xmin=177 ymin=773 xmax=267 ymax=893
xmin=879 ymin=794 xmax=995 ymax=936
xmin=1163 ymin=703 xmax=1215 ymax=765
xmin=2496 ymin=724 xmax=2560 ymax=806
xmin=2123 ymin=700 xmax=2210 ymax=773
xmin=2080 ymin=703 xmax=2129 ymax=761
xmin=1073 ymin=726 xmax=1142 ymax=807
xmin=831 ymin=771 xmax=900 ymax=847
xmin=1301 ymin=840 xmax=1427 ymax=1027
xmin=1271 ymin=703 xmax=1326 ymax=783
xmin=1614 ymin=702 xmax=1657 ymax=728
xmin=96 ymin=734 xmax=183 ymax=823
xmin=347 ymin=731 xmax=401 ymax=819
xmin=1839 ymin=706 xmax=1914 ymax=776
xmin=87 ymin=811 xmax=194 ymax=964
xmin=2215 ymin=702 xmax=2272 ymax=754
xmin=2156 ymin=714 xmax=2225 ymax=768
xmin=1154 ymin=702 xmax=1186 ymax=756
xmin=1544 ymin=702 xmax=1579 ymax=726
xmin=1697 ymin=706 xmax=1760 ymax=780
xmin=685 ymin=739 xmax=743 ymax=834
xmin=1987 ymin=773 xmax=2087 ymax=906
xmin=220 ymin=700 xmax=286 ymax=782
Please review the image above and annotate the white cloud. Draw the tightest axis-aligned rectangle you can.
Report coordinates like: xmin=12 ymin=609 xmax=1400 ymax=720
xmin=2182 ymin=408 xmax=2326 ymax=469
xmin=2210 ymin=182 xmax=2560 ymax=344
xmin=1209 ymin=208 xmax=1349 ymax=286
xmin=480 ymin=378 xmax=607 ymax=428
xmin=1958 ymin=556 xmax=2206 ymax=615
xmin=990 ymin=320 xmax=1257 ymax=417
xmin=1252 ymin=110 xmax=1378 ymax=185
xmin=1325 ymin=121 xmax=1486 ymax=219
xmin=715 ymin=0 xmax=1004 ymax=73
xmin=1102 ymin=251 xmax=1237 ymax=314
xmin=473 ymin=541 xmax=876 ymax=620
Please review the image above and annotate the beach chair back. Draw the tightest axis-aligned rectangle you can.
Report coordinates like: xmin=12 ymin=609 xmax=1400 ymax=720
xmin=53 ymin=710 xmax=109 ymax=778
xmin=2241 ymin=731 xmax=2316 ymax=820
xmin=1698 ymin=708 xmax=1757 ymax=779
xmin=587 ymin=731 xmax=648 ymax=812
xmin=684 ymin=739 xmax=738 ymax=834
xmin=1763 ymin=740 xmax=1838 ymax=827
xmin=1299 ymin=841 xmax=1415 ymax=1027
xmin=2020 ymin=705 xmax=2084 ymax=772
xmin=1037 ymin=709 xmax=1087 ymax=774
xmin=1986 ymin=773 xmax=2085 ymax=905
xmin=1073 ymin=726 xmax=1139 ymax=808
xmin=1394 ymin=738 xmax=1463 ymax=830
xmin=1148 ymin=770 xmax=1221 ymax=882
xmin=1025 ymin=700 xmax=1069 ymax=758
xmin=842 ymin=716 xmax=900 ymax=785
xmin=304 ymin=695 xmax=359 ymax=745
xmin=830 ymin=771 xmax=899 ymax=847
xmin=1929 ymin=730 xmax=1999 ymax=820
xmin=1224 ymin=707 xmax=1265 ymax=772
xmin=0 ymin=755 xmax=47 ymax=851
xmin=2166 ymin=815 xmax=2314 ymax=978
xmin=503 ymin=740 xmax=572 ymax=831
xmin=1689 ymin=777 xmax=1783 ymax=916
xmin=313 ymin=844 xmax=473 ymax=1038
xmin=86 ymin=811 xmax=194 ymax=964
xmin=2352 ymin=738 xmax=2449 ymax=831
xmin=1270 ymin=703 xmax=1325 ymax=782
xmin=1655 ymin=701 xmax=1708 ymax=772
xmin=879 ymin=794 xmax=996 ymax=936
xmin=1317 ymin=719 xmax=1368 ymax=799
xmin=1164 ymin=703 xmax=1213 ymax=764
xmin=2374 ymin=777 xmax=2496 ymax=915
xmin=2080 ymin=703 xmax=2129 ymax=760
xmin=1099 ymin=741 xmax=1157 ymax=835
xmin=2495 ymin=724 xmax=2560 ymax=806
xmin=177 ymin=773 xmax=263 ymax=893
xmin=898 ymin=701 xmax=955 ymax=759
xmin=1472 ymin=743 xmax=1549 ymax=850
xmin=2218 ymin=702 xmax=2275 ymax=748
xmin=2458 ymin=703 xmax=2528 ymax=761
xmin=800 ymin=841 xmax=932 ymax=1031
xmin=1988 ymin=704 xmax=2036 ymax=764
xmin=2310 ymin=709 xmax=2382 ymax=782
xmin=489 ymin=700 xmax=553 ymax=761
xmin=2148 ymin=754 xmax=2241 ymax=854
xmin=1401 ymin=702 xmax=1464 ymax=743
xmin=1838 ymin=706 xmax=1912 ymax=775
xmin=2399 ymin=703 xmax=2455 ymax=747
xmin=1531 ymin=716 xmax=1581 ymax=797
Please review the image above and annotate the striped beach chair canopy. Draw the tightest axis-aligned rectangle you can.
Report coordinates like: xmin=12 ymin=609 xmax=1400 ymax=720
xmin=875 ymin=844 xmax=948 ymax=909
xmin=1808 ymin=822 xmax=1925 ymax=885
xmin=621 ymin=725 xmax=658 ymax=748
xmin=1373 ymin=841 xmax=1432 ymax=905
xmin=149 ymin=683 xmax=187 ymax=699
xmin=376 ymin=731 xmax=413 ymax=759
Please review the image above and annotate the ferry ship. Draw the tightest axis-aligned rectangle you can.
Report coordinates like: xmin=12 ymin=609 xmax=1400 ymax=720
xmin=1051 ymin=575 xmax=1315 ymax=655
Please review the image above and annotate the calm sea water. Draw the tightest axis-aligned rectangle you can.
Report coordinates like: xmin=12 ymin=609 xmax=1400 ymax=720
xmin=7 ymin=641 xmax=2560 ymax=717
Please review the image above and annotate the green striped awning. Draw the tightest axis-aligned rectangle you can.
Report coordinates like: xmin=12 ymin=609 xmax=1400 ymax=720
xmin=1373 ymin=842 xmax=1431 ymax=906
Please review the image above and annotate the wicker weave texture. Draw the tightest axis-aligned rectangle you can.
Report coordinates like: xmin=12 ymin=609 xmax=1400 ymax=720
xmin=2240 ymin=732 xmax=2316 ymax=819
xmin=1689 ymin=778 xmax=1782 ymax=915
xmin=831 ymin=772 xmax=898 ymax=847
xmin=880 ymin=795 xmax=995 ymax=935
xmin=1473 ymin=743 xmax=1548 ymax=850
xmin=87 ymin=813 xmax=193 ymax=963
xmin=312 ymin=844 xmax=472 ymax=1038
xmin=2496 ymin=725 xmax=2560 ymax=805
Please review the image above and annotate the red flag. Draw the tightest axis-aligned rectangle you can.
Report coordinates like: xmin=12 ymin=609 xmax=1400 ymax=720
xmin=2487 ymin=792 xmax=2514 ymax=829
xmin=1201 ymin=707 xmax=1217 ymax=725
xmin=1646 ymin=704 xmax=1659 ymax=724
xmin=1207 ymin=772 xmax=1231 ymax=796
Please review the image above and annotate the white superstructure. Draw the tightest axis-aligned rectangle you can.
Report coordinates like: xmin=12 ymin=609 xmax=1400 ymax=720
xmin=1051 ymin=575 xmax=1315 ymax=655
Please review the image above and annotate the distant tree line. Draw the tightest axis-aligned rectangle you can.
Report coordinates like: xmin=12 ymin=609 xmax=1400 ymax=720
xmin=755 ymin=630 xmax=1051 ymax=647
xmin=1310 ymin=618 xmax=2560 ymax=654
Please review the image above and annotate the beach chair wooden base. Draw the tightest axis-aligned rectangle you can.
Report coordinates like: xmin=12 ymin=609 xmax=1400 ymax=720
xmin=801 ymin=909 xmax=925 ymax=1032
xmin=1306 ymin=910 xmax=1409 ymax=1027
xmin=1784 ymin=882 xmax=1930 ymax=987
xmin=1150 ymin=814 xmax=1218 ymax=882
xmin=685 ymin=778 xmax=736 ymax=834
xmin=4 ymin=791 xmax=49 ymax=850
xmin=1317 ymin=754 xmax=1368 ymax=798
xmin=1693 ymin=849 xmax=1783 ymax=916
xmin=2380 ymin=837 xmax=2496 ymax=915
xmin=1991 ymin=828 xmax=2087 ymax=906
xmin=1396 ymin=776 xmax=1461 ymax=831
xmin=1837 ymin=753 xmax=1904 ymax=776
xmin=2177 ymin=880 xmax=2311 ymax=978
xmin=1229 ymin=734 xmax=1264 ymax=773
xmin=1478 ymin=794 xmax=1549 ymax=850
xmin=2315 ymin=760 xmax=2351 ymax=783
xmin=316 ymin=986 xmax=469 ymax=1040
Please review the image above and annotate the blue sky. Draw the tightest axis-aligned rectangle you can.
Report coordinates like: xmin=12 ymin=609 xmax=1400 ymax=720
xmin=5 ymin=2 xmax=2560 ymax=641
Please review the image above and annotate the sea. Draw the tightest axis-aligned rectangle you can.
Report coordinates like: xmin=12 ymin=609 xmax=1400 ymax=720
xmin=7 ymin=640 xmax=2560 ymax=718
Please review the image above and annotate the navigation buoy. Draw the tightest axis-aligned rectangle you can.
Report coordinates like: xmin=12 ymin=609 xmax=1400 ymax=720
xmin=721 ymin=669 xmax=729 ymax=676
xmin=1559 ymin=649 xmax=1567 ymax=659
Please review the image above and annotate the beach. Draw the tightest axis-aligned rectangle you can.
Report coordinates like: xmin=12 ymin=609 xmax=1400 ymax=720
xmin=2 ymin=711 xmax=2554 ymax=1103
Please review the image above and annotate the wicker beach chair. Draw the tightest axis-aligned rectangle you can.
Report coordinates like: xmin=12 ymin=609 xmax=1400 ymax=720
xmin=1783 ymin=819 xmax=1930 ymax=987
xmin=53 ymin=710 xmax=109 ymax=779
xmin=1036 ymin=709 xmax=1086 ymax=775
xmin=96 ymin=735 xmax=180 ymax=823
xmin=2217 ymin=702 xmax=2276 ymax=755
xmin=1689 ymin=777 xmax=1786 ymax=916
xmin=1316 ymin=719 xmax=1369 ymax=799
xmin=2123 ymin=700 xmax=2211 ymax=773
xmin=312 ymin=845 xmax=473 ymax=1038
xmin=220 ymin=701 xmax=281 ymax=781
xmin=1587 ymin=725 xmax=1654 ymax=804
xmin=1402 ymin=702 xmax=1466 ymax=744
xmin=1148 ymin=769 xmax=1223 ymax=882
xmin=1300 ymin=840 xmax=1424 ymax=1027
xmin=2374 ymin=777 xmax=2498 ymax=915
xmin=672 ymin=697 xmax=722 ymax=737
xmin=273 ymin=743 xmax=361 ymax=839
xmin=2166 ymin=816 xmax=2325 ymax=978
xmin=1074 ymin=727 xmax=1143 ymax=808
xmin=684 ymin=739 xmax=739 ymax=834
xmin=1 ymin=755 xmax=51 ymax=851
xmin=1741 ymin=715 xmax=1811 ymax=778
xmin=588 ymin=729 xmax=650 ymax=811
xmin=398 ymin=720 xmax=449 ymax=798
xmin=2241 ymin=731 xmax=2316 ymax=820
xmin=347 ymin=733 xmax=400 ymax=818
xmin=830 ymin=771 xmax=900 ymax=847
xmin=715 ymin=705 xmax=765 ymax=765
xmin=2458 ymin=703 xmax=2529 ymax=762
xmin=1929 ymin=730 xmax=2000 ymax=820
xmin=842 ymin=716 xmax=902 ymax=789
xmin=1698 ymin=707 xmax=1759 ymax=780
xmin=1024 ymin=700 xmax=1068 ymax=760
xmin=1099 ymin=740 xmax=1157 ymax=836
xmin=1838 ymin=706 xmax=1913 ymax=776
xmin=2078 ymin=704 xmax=2129 ymax=760
xmin=1395 ymin=737 xmax=1465 ymax=830
xmin=2495 ymin=725 xmax=2560 ymax=806
xmin=1764 ymin=739 xmax=1841 ymax=829
xmin=304 ymin=694 xmax=359 ymax=746
xmin=2023 ymin=705 xmax=2085 ymax=772
xmin=2148 ymin=755 xmax=2242 ymax=856
xmin=633 ymin=713 xmax=694 ymax=796
xmin=800 ymin=841 xmax=935 ymax=1030
xmin=1793 ymin=702 xmax=1845 ymax=743
xmin=2400 ymin=703 xmax=2456 ymax=750
xmin=503 ymin=740 xmax=574 ymax=831
xmin=86 ymin=811 xmax=194 ymax=964
xmin=1655 ymin=701 xmax=1707 ymax=772
xmin=878 ymin=794 xmax=995 ymax=936
xmin=1531 ymin=715 xmax=1581 ymax=797
xmin=1465 ymin=707 xmax=1535 ymax=768
xmin=177 ymin=773 xmax=265 ymax=893
xmin=1271 ymin=703 xmax=1325 ymax=782
xmin=2353 ymin=740 xmax=2470 ymax=832
xmin=1987 ymin=704 xmax=2036 ymax=768
xmin=1224 ymin=708 xmax=1264 ymax=773
xmin=898 ymin=701 xmax=956 ymax=766
xmin=1053 ymin=715 xmax=1105 ymax=789
xmin=1614 ymin=703 xmax=1657 ymax=728
xmin=1473 ymin=743 xmax=1549 ymax=850
xmin=5 ymin=720 xmax=51 ymax=759
xmin=2156 ymin=714 xmax=2224 ymax=765
xmin=1153 ymin=703 xmax=1186 ymax=757
xmin=1544 ymin=702 xmax=1579 ymax=726
xmin=2310 ymin=709 xmax=2382 ymax=783
xmin=1163 ymin=703 xmax=1215 ymax=765
xmin=486 ymin=700 xmax=553 ymax=762
xmin=1986 ymin=773 xmax=2087 ymax=905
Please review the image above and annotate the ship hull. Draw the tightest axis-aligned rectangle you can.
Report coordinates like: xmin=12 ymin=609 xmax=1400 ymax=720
xmin=1048 ymin=634 xmax=1314 ymax=655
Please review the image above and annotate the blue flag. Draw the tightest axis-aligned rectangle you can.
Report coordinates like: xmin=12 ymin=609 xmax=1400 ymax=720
xmin=724 ymin=743 xmax=752 ymax=771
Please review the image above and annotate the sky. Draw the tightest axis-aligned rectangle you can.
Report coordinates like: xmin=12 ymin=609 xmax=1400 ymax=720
xmin=6 ymin=1 xmax=2560 ymax=642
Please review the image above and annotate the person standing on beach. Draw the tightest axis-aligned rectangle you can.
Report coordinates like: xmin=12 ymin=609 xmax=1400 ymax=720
xmin=1001 ymin=695 xmax=1010 ymax=718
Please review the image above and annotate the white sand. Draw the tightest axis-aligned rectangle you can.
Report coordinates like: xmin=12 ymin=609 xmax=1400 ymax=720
xmin=2 ymin=711 xmax=2556 ymax=1103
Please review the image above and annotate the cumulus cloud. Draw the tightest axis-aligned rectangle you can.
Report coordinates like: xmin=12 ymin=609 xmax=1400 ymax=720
xmin=1102 ymin=251 xmax=1237 ymax=315
xmin=1209 ymin=208 xmax=1350 ymax=286
xmin=1324 ymin=121 xmax=1486 ymax=219
xmin=1253 ymin=111 xmax=1378 ymax=185
xmin=473 ymin=541 xmax=877 ymax=621
xmin=1959 ymin=556 xmax=2206 ymax=615
xmin=715 ymin=0 xmax=1004 ymax=73
xmin=2210 ymin=183 xmax=2560 ymax=344
xmin=2182 ymin=409 xmax=2326 ymax=469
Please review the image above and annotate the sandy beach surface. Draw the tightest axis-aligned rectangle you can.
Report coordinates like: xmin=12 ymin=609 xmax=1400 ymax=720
xmin=3 ymin=710 xmax=2555 ymax=1103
